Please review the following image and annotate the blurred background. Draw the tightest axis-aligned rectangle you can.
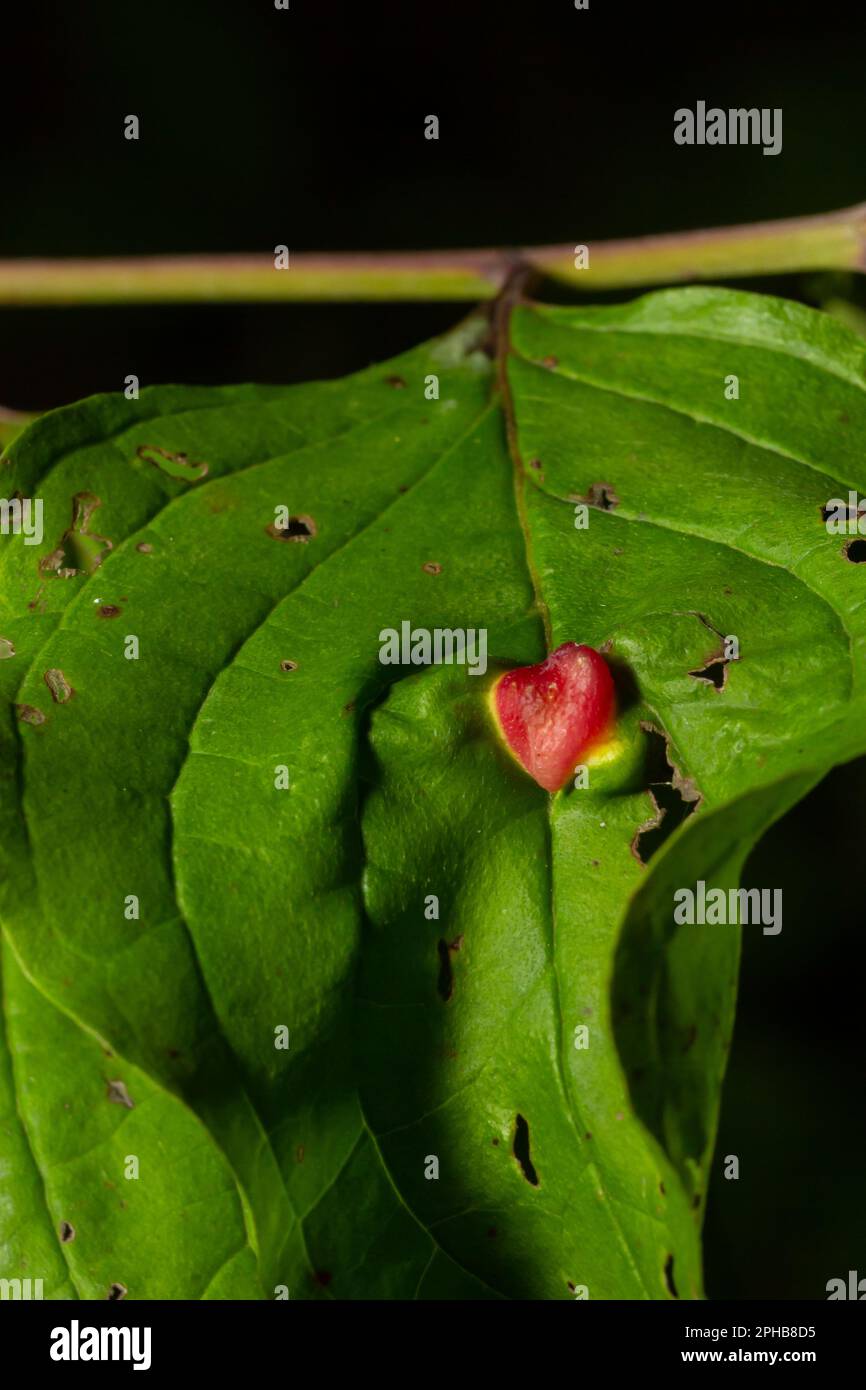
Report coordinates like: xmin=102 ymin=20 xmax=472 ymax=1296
xmin=2 ymin=0 xmax=864 ymax=1299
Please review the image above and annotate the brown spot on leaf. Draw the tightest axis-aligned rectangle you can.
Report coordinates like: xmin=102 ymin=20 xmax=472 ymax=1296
xmin=106 ymin=1282 xmax=127 ymax=1301
xmin=106 ymin=1079 xmax=134 ymax=1109
xmin=136 ymin=542 xmax=153 ymax=554
xmin=384 ymin=374 xmax=406 ymax=388
xmin=97 ymin=605 xmax=122 ymax=619
xmin=422 ymin=561 xmax=442 ymax=575
xmin=280 ymin=659 xmax=298 ymax=672
xmin=44 ymin=668 xmax=73 ymax=704
xmin=16 ymin=704 xmax=45 ymax=726
xmin=0 ymin=636 xmax=15 ymax=660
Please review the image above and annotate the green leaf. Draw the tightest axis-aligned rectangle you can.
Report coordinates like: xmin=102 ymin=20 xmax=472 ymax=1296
xmin=1 ymin=288 xmax=864 ymax=1299
xmin=0 ymin=940 xmax=262 ymax=1300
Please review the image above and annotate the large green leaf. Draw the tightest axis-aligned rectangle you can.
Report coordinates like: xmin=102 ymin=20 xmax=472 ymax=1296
xmin=1 ymin=288 xmax=863 ymax=1299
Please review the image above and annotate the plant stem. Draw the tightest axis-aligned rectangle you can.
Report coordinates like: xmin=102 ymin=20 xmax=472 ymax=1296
xmin=0 ymin=204 xmax=863 ymax=305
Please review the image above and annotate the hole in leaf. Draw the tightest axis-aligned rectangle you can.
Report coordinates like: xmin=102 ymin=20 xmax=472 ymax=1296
xmin=436 ymin=939 xmax=454 ymax=1002
xmin=106 ymin=1282 xmax=127 ymax=1301
xmin=688 ymin=656 xmax=727 ymax=689
xmin=59 ymin=1221 xmax=75 ymax=1243
xmin=577 ymin=481 xmax=620 ymax=511
xmin=631 ymin=725 xmax=701 ymax=865
xmin=40 ymin=492 xmax=112 ymax=579
xmin=845 ymin=539 xmax=866 ymax=563
xmin=136 ymin=444 xmax=209 ymax=482
xmin=267 ymin=515 xmax=317 ymax=542
xmin=280 ymin=659 xmax=298 ymax=673
xmin=512 ymin=1113 xmax=539 ymax=1186
xmin=664 ymin=1254 xmax=679 ymax=1299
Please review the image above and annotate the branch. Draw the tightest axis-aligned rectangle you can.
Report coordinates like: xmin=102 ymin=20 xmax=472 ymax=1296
xmin=0 ymin=203 xmax=864 ymax=305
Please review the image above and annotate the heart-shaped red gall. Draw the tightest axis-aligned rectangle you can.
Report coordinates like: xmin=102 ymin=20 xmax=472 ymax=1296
xmin=492 ymin=642 xmax=615 ymax=793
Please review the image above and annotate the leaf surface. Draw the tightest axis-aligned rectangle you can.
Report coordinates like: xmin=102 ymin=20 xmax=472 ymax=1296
xmin=1 ymin=289 xmax=863 ymax=1298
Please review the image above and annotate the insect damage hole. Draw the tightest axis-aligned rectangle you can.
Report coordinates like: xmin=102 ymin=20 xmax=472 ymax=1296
xmin=845 ymin=539 xmax=866 ymax=563
xmin=664 ymin=1254 xmax=679 ymax=1299
xmin=267 ymin=515 xmax=317 ymax=542
xmin=688 ymin=657 xmax=727 ymax=689
xmin=574 ymin=481 xmax=620 ymax=511
xmin=40 ymin=491 xmax=113 ymax=579
xmin=512 ymin=1113 xmax=540 ymax=1187
xmin=631 ymin=724 xmax=701 ymax=865
xmin=136 ymin=444 xmax=209 ymax=482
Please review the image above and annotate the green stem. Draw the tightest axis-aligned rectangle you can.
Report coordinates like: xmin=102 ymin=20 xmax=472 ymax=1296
xmin=0 ymin=203 xmax=863 ymax=305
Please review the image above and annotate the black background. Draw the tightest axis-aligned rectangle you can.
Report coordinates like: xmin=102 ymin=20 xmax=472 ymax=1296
xmin=2 ymin=0 xmax=864 ymax=1299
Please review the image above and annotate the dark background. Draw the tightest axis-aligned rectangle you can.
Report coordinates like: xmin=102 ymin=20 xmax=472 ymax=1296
xmin=2 ymin=0 xmax=864 ymax=1299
